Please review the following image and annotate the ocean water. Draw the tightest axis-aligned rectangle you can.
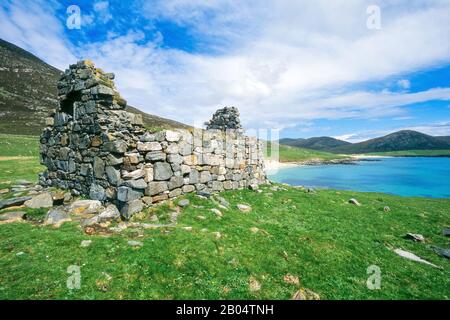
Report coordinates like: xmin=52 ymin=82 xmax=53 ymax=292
xmin=267 ymin=157 xmax=450 ymax=198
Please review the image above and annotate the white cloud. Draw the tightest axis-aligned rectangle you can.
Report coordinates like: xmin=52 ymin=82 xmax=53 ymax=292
xmin=397 ymin=79 xmax=411 ymax=90
xmin=335 ymin=121 xmax=450 ymax=143
xmin=1 ymin=0 xmax=450 ymax=132
xmin=93 ymin=1 xmax=112 ymax=24
xmin=0 ymin=0 xmax=76 ymax=69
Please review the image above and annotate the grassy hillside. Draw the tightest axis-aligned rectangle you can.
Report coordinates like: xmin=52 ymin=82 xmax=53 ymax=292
xmin=330 ymin=130 xmax=450 ymax=154
xmin=0 ymin=134 xmax=43 ymax=183
xmin=368 ymin=150 xmax=450 ymax=157
xmin=0 ymin=186 xmax=449 ymax=299
xmin=279 ymin=136 xmax=351 ymax=151
xmin=275 ymin=143 xmax=348 ymax=163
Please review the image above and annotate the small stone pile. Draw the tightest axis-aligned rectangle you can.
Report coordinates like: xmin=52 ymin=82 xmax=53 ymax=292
xmin=39 ymin=61 xmax=267 ymax=219
xmin=205 ymin=107 xmax=243 ymax=131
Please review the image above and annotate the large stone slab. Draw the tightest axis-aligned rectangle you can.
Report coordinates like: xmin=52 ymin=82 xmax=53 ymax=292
xmin=24 ymin=192 xmax=53 ymax=209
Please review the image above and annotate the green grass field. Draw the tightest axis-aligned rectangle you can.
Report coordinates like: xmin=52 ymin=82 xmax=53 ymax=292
xmin=0 ymin=134 xmax=44 ymax=184
xmin=368 ymin=150 xmax=450 ymax=157
xmin=0 ymin=187 xmax=449 ymax=299
xmin=0 ymin=134 xmax=449 ymax=300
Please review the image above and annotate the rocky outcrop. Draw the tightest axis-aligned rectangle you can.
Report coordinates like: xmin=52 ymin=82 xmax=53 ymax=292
xmin=204 ymin=106 xmax=242 ymax=130
xmin=39 ymin=61 xmax=267 ymax=219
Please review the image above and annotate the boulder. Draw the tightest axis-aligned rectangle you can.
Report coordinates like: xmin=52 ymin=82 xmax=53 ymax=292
xmin=178 ymin=199 xmax=190 ymax=207
xmin=121 ymin=199 xmax=144 ymax=219
xmin=405 ymin=233 xmax=425 ymax=242
xmin=348 ymin=198 xmax=361 ymax=206
xmin=80 ymin=240 xmax=92 ymax=248
xmin=431 ymin=246 xmax=450 ymax=259
xmin=0 ymin=196 xmax=32 ymax=210
xmin=44 ymin=207 xmax=71 ymax=227
xmin=98 ymin=204 xmax=121 ymax=222
xmin=237 ymin=204 xmax=252 ymax=212
xmin=127 ymin=240 xmax=143 ymax=247
xmin=0 ymin=211 xmax=26 ymax=223
xmin=24 ymin=192 xmax=53 ymax=209
xmin=292 ymin=288 xmax=320 ymax=300
xmin=69 ymin=200 xmax=103 ymax=215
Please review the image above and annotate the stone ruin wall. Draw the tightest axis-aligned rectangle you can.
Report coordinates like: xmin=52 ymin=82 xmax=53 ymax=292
xmin=39 ymin=60 xmax=267 ymax=219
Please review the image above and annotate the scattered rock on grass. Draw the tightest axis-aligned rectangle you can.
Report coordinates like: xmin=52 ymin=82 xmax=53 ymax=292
xmin=80 ymin=240 xmax=92 ymax=247
xmin=24 ymin=192 xmax=53 ymax=209
xmin=0 ymin=196 xmax=32 ymax=210
xmin=348 ymin=198 xmax=361 ymax=206
xmin=0 ymin=211 xmax=26 ymax=223
xmin=249 ymin=276 xmax=261 ymax=292
xmin=393 ymin=248 xmax=439 ymax=268
xmin=211 ymin=208 xmax=222 ymax=218
xmin=214 ymin=196 xmax=230 ymax=208
xmin=237 ymin=204 xmax=252 ymax=212
xmin=16 ymin=180 xmax=32 ymax=185
xmin=250 ymin=227 xmax=259 ymax=234
xmin=405 ymin=233 xmax=425 ymax=242
xmin=127 ymin=240 xmax=143 ymax=247
xmin=70 ymin=200 xmax=103 ymax=215
xmin=178 ymin=199 xmax=190 ymax=207
xmin=283 ymin=274 xmax=300 ymax=285
xmin=431 ymin=246 xmax=450 ymax=259
xmin=0 ymin=189 xmax=9 ymax=195
xmin=443 ymin=228 xmax=450 ymax=237
xmin=197 ymin=191 xmax=211 ymax=199
xmin=44 ymin=207 xmax=71 ymax=227
xmin=98 ymin=204 xmax=120 ymax=222
xmin=383 ymin=206 xmax=391 ymax=212
xmin=292 ymin=288 xmax=320 ymax=300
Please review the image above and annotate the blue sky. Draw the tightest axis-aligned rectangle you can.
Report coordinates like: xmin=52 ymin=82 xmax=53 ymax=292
xmin=1 ymin=0 xmax=450 ymax=141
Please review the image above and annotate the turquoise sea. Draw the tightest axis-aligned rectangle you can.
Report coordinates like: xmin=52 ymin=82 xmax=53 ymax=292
xmin=267 ymin=157 xmax=450 ymax=198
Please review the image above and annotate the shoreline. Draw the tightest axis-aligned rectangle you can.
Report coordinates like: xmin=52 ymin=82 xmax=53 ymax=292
xmin=264 ymin=155 xmax=389 ymax=171
xmin=265 ymin=153 xmax=450 ymax=171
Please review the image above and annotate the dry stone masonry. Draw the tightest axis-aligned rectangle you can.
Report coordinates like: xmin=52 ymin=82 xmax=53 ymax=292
xmin=39 ymin=60 xmax=267 ymax=219
xmin=205 ymin=106 xmax=242 ymax=130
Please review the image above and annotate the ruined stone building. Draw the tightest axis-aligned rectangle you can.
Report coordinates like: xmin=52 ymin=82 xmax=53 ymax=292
xmin=39 ymin=60 xmax=267 ymax=218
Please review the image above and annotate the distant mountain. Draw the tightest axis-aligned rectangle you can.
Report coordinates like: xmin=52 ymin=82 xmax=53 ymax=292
xmin=279 ymin=136 xmax=351 ymax=151
xmin=329 ymin=130 xmax=450 ymax=154
xmin=0 ymin=38 xmax=189 ymax=135
xmin=436 ymin=136 xmax=450 ymax=144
